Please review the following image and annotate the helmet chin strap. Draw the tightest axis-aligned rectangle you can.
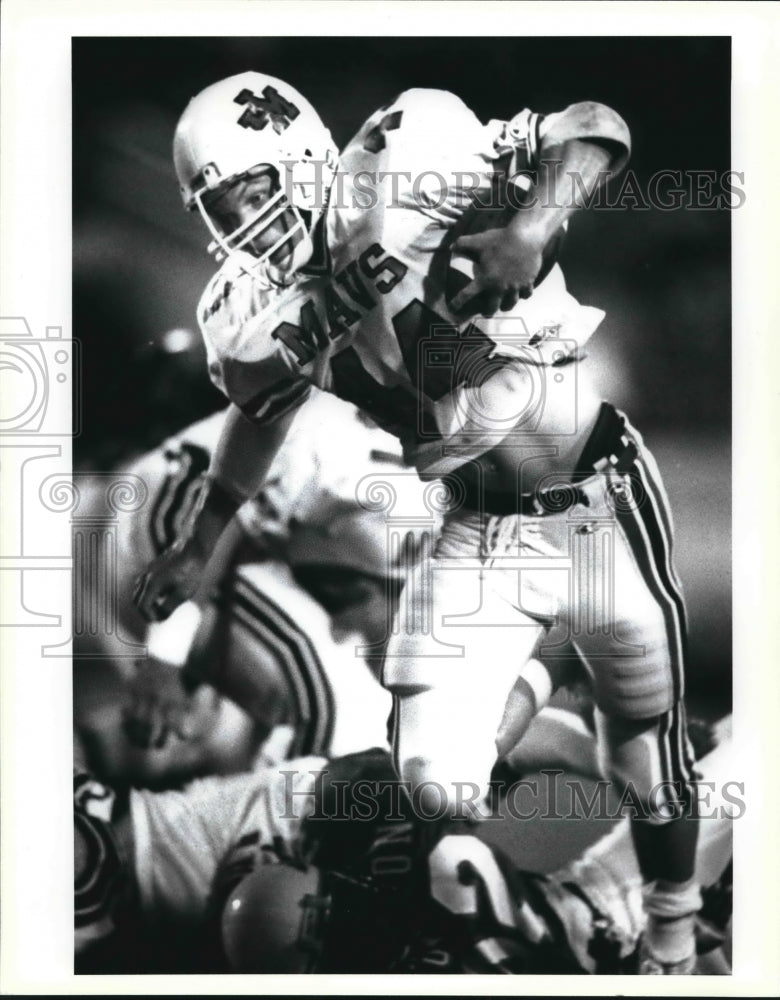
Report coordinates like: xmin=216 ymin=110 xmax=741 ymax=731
xmin=264 ymin=229 xmax=314 ymax=287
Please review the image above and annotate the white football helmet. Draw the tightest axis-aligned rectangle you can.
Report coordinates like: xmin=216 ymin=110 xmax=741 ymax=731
xmin=173 ymin=71 xmax=338 ymax=281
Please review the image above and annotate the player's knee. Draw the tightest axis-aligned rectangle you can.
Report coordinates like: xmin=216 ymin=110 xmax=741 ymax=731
xmin=594 ymin=673 xmax=675 ymax=720
xmin=495 ymin=663 xmax=551 ymax=760
xmin=399 ymin=754 xmax=486 ymax=821
xmin=401 ymin=755 xmax=455 ymax=817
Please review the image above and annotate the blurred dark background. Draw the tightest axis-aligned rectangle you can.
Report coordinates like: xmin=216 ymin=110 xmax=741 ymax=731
xmin=72 ymin=36 xmax=731 ymax=713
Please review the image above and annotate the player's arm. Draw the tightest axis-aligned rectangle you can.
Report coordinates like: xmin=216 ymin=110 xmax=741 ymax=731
xmin=451 ymin=101 xmax=631 ymax=315
xmin=133 ymin=403 xmax=297 ymax=622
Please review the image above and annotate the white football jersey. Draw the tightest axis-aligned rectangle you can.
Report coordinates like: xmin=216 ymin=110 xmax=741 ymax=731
xmin=199 ymin=88 xmax=605 ymax=476
xmin=131 ymin=759 xmax=324 ymax=922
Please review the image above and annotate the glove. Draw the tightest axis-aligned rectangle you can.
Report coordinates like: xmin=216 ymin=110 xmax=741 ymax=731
xmin=133 ymin=475 xmax=242 ymax=622
xmin=133 ymin=535 xmax=208 ymax=622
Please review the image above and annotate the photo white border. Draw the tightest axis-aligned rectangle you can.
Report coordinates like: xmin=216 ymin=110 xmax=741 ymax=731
xmin=1 ymin=0 xmax=778 ymax=994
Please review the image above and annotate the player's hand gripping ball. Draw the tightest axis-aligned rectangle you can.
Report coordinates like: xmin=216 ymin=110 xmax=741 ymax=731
xmin=446 ymin=177 xmax=566 ymax=318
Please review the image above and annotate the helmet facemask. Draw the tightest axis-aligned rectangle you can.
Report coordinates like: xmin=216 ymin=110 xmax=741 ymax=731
xmin=173 ymin=71 xmax=338 ymax=285
xmin=195 ymin=165 xmax=313 ymax=284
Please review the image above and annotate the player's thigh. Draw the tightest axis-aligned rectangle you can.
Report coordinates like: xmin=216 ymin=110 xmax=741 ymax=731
xmin=385 ymin=553 xmax=542 ymax=704
xmin=385 ymin=537 xmax=545 ymax=685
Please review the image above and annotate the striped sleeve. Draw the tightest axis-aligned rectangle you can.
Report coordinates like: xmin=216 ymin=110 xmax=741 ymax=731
xmin=147 ymin=441 xmax=211 ymax=556
xmin=224 ymin=572 xmax=335 ymax=757
xmin=504 ymin=107 xmax=546 ymax=171
xmin=203 ymin=327 xmax=312 ymax=427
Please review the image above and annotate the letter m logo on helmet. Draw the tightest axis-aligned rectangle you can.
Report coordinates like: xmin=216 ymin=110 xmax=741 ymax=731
xmin=234 ymin=86 xmax=300 ymax=134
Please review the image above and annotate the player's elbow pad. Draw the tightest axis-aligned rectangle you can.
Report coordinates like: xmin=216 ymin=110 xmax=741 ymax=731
xmin=540 ymin=102 xmax=631 ymax=173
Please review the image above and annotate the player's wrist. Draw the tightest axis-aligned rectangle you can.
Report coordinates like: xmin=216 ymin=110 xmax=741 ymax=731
xmin=510 ymin=199 xmax=568 ymax=251
xmin=190 ymin=475 xmax=245 ymax=553
xmin=503 ymin=213 xmax=550 ymax=261
xmin=204 ymin=473 xmax=246 ymax=518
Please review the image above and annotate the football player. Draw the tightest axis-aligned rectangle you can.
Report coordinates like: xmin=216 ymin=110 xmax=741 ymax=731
xmin=133 ymin=73 xmax=701 ymax=972
xmin=74 ymin=752 xmax=327 ymax=972
xmin=77 ymin=385 xmax=578 ymax=790
xmin=75 ymin=719 xmax=733 ymax=974
xmin=222 ymin=719 xmax=734 ymax=976
xmin=76 ymin=391 xmax=412 ymax=787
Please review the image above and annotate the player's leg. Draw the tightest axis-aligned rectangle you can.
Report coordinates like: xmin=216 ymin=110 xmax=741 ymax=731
xmin=385 ymin=526 xmax=545 ymax=814
xmin=593 ymin=708 xmax=701 ymax=972
xmin=390 ymin=671 xmax=531 ymax=819
xmin=569 ymin=409 xmax=702 ymax=973
xmin=617 ymin=414 xmax=703 ymax=974
xmin=521 ymin=718 xmax=732 ymax=974
xmin=382 ymin=508 xmax=554 ymax=968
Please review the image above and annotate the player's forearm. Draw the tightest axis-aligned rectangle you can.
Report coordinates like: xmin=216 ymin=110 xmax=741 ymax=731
xmin=508 ymin=101 xmax=631 ymax=247
xmin=510 ymin=140 xmax=613 ymax=246
xmin=194 ymin=403 xmax=294 ymax=552
xmin=210 ymin=403 xmax=289 ymax=497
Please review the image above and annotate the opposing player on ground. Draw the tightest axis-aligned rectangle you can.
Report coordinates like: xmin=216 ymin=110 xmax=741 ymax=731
xmin=74 ymin=751 xmax=326 ymax=971
xmin=76 ymin=391 xmax=407 ymax=785
xmin=134 ymin=72 xmax=701 ymax=972
xmin=76 ymin=386 xmax=578 ymax=790
xmin=75 ymin=719 xmax=734 ymax=974
xmin=226 ymin=724 xmax=734 ymax=975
